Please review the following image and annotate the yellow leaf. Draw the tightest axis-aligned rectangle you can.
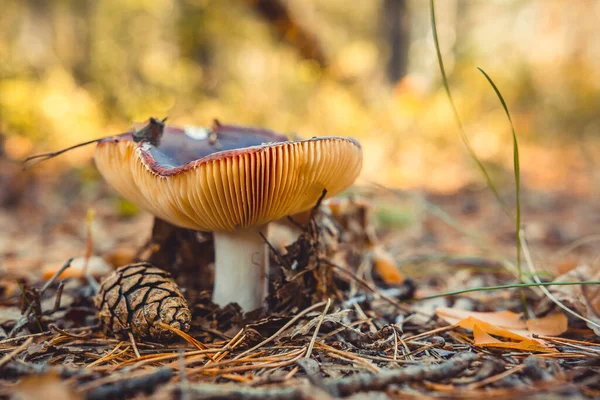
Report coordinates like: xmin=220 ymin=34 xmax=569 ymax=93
xmin=458 ymin=316 xmax=531 ymax=342
xmin=472 ymin=324 xmax=556 ymax=352
xmin=526 ymin=313 xmax=568 ymax=336
xmin=437 ymin=307 xmax=526 ymax=331
xmin=372 ymin=246 xmax=405 ymax=285
xmin=473 ymin=324 xmax=502 ymax=344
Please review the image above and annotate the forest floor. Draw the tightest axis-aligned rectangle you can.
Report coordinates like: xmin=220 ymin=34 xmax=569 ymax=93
xmin=1 ymin=173 xmax=599 ymax=399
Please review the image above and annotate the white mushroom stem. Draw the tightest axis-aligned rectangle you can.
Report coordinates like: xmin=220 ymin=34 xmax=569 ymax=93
xmin=212 ymin=224 xmax=269 ymax=311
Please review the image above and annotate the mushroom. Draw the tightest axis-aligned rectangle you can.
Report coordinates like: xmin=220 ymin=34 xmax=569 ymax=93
xmin=94 ymin=118 xmax=362 ymax=311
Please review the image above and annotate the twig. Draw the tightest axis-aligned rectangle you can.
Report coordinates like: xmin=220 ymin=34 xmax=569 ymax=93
xmin=0 ymin=337 xmax=33 ymax=369
xmin=23 ymin=139 xmax=108 ymax=169
xmin=392 ymin=328 xmax=399 ymax=362
xmin=323 ymin=352 xmax=478 ymax=397
xmin=49 ymin=281 xmax=65 ymax=314
xmin=48 ymin=324 xmax=92 ymax=339
xmin=85 ymin=368 xmax=173 ymax=400
xmin=2 ymin=329 xmax=50 ymax=345
xmin=128 ymin=331 xmax=141 ymax=359
xmin=8 ymin=258 xmax=73 ymax=338
xmin=466 ymin=364 xmax=527 ymax=390
xmin=317 ymin=343 xmax=380 ymax=373
xmin=306 ymin=298 xmax=332 ymax=359
xmin=174 ymin=382 xmax=331 ymax=400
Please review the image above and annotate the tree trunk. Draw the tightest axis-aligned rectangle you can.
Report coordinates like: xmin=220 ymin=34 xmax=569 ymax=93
xmin=381 ymin=0 xmax=410 ymax=84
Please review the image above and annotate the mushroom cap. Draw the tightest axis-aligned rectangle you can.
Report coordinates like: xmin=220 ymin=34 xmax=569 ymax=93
xmin=94 ymin=122 xmax=362 ymax=232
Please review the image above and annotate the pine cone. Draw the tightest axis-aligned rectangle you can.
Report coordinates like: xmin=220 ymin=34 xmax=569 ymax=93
xmin=94 ymin=262 xmax=191 ymax=341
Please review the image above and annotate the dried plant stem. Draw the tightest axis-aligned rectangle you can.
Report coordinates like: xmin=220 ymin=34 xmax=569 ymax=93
xmin=306 ymin=298 xmax=332 ymax=359
xmin=128 ymin=331 xmax=141 ymax=359
xmin=48 ymin=324 xmax=92 ymax=339
xmin=234 ymin=301 xmax=327 ymax=360
xmin=8 ymin=258 xmax=73 ymax=338
xmin=0 ymin=337 xmax=32 ymax=369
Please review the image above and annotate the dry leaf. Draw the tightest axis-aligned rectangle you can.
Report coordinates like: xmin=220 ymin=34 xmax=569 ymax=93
xmin=437 ymin=307 xmax=565 ymax=352
xmin=472 ymin=324 xmax=557 ymax=353
xmin=526 ymin=313 xmax=568 ymax=336
xmin=436 ymin=307 xmax=526 ymax=330
xmin=457 ymin=316 xmax=531 ymax=342
xmin=473 ymin=324 xmax=502 ymax=344
xmin=372 ymin=246 xmax=405 ymax=285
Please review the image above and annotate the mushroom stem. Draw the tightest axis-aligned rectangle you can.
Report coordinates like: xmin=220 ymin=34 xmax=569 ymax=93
xmin=212 ymin=225 xmax=269 ymax=311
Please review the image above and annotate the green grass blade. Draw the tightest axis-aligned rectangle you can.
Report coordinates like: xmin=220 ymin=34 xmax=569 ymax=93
xmin=412 ymin=281 xmax=600 ymax=302
xmin=477 ymin=68 xmax=524 ymax=297
xmin=429 ymin=0 xmax=512 ymax=218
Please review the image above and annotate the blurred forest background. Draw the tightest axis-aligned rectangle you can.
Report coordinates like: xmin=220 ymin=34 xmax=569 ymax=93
xmin=1 ymin=0 xmax=599 ymax=196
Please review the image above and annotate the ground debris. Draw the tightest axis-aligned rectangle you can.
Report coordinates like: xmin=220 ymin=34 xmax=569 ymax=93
xmin=1 ymin=188 xmax=600 ymax=398
xmin=87 ymin=368 xmax=173 ymax=400
xmin=324 ymin=352 xmax=477 ymax=397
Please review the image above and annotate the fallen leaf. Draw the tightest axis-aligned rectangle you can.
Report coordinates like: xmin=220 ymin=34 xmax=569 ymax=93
xmin=372 ymin=246 xmax=405 ymax=285
xmin=473 ymin=324 xmax=502 ymax=344
xmin=526 ymin=313 xmax=568 ymax=336
xmin=472 ymin=324 xmax=557 ymax=352
xmin=457 ymin=316 xmax=531 ymax=342
xmin=437 ymin=307 xmax=526 ymax=330
xmin=437 ymin=307 xmax=564 ymax=352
